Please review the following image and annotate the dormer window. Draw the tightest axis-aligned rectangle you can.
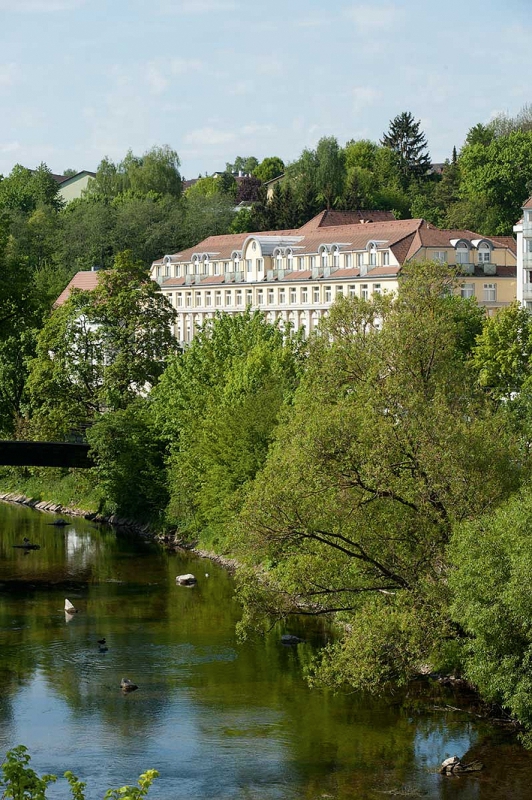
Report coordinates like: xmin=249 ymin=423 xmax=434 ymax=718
xmin=333 ymin=247 xmax=340 ymax=268
xmin=478 ymin=243 xmax=491 ymax=263
xmin=456 ymin=243 xmax=470 ymax=264
xmin=369 ymin=246 xmax=377 ymax=267
xmin=321 ymin=249 xmax=329 ymax=268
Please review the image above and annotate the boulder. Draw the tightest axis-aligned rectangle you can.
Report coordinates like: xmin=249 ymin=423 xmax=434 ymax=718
xmin=176 ymin=574 xmax=197 ymax=586
xmin=440 ymin=756 xmax=484 ymax=775
xmin=120 ymin=678 xmax=138 ymax=692
xmin=64 ymin=599 xmax=78 ymax=614
xmin=281 ymin=634 xmax=303 ymax=646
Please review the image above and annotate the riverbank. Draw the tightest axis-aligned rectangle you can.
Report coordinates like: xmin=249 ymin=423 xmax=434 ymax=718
xmin=0 ymin=490 xmax=239 ymax=572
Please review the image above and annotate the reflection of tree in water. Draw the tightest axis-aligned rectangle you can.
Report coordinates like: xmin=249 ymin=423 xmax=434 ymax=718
xmin=3 ymin=502 xmax=532 ymax=799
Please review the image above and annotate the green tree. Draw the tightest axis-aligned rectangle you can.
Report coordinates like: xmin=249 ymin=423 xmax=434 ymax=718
xmin=315 ymin=136 xmax=345 ymax=209
xmin=231 ymin=264 xmax=523 ymax=691
xmin=153 ymin=310 xmax=303 ymax=541
xmin=381 ymin=111 xmax=431 ymax=184
xmin=450 ymin=487 xmax=532 ymax=744
xmin=458 ymin=131 xmax=532 ymax=234
xmin=472 ymin=301 xmax=532 ymax=398
xmin=26 ymin=251 xmax=178 ymax=439
xmin=253 ymin=157 xmax=285 ymax=183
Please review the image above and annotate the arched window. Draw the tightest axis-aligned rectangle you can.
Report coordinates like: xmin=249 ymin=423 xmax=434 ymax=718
xmin=321 ymin=249 xmax=329 ymax=268
xmin=478 ymin=243 xmax=491 ymax=263
xmin=456 ymin=242 xmax=470 ymax=264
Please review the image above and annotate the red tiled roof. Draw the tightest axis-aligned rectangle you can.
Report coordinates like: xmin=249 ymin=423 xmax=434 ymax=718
xmin=523 ymin=197 xmax=532 ymax=209
xmin=298 ymin=209 xmax=396 ymax=230
xmin=54 ymin=271 xmax=102 ymax=307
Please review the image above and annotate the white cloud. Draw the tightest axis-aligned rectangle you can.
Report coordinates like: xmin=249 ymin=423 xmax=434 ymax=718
xmin=0 ymin=63 xmax=17 ymax=88
xmin=344 ymin=3 xmax=403 ymax=33
xmin=351 ymin=86 xmax=380 ymax=111
xmin=184 ymin=127 xmax=237 ymax=146
xmin=0 ymin=0 xmax=84 ymax=10
xmin=163 ymin=0 xmax=238 ymax=13
xmin=146 ymin=64 xmax=169 ymax=96
xmin=0 ymin=141 xmax=20 ymax=154
xmin=145 ymin=58 xmax=205 ymax=95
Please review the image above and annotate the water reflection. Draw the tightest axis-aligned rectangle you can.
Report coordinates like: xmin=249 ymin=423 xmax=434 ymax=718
xmin=1 ymin=500 xmax=532 ymax=799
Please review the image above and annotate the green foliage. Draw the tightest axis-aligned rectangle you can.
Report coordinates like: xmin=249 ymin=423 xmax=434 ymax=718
xmin=231 ymin=264 xmax=525 ymax=690
xmin=26 ymin=251 xmax=178 ymax=439
xmin=0 ymin=745 xmax=158 ymax=800
xmin=472 ymin=301 xmax=532 ymax=397
xmin=153 ymin=310 xmax=303 ymax=542
xmin=86 ymin=399 xmax=169 ymax=523
xmin=253 ymin=156 xmax=284 ymax=183
xmin=381 ymin=111 xmax=431 ymax=184
xmin=0 ymin=746 xmax=56 ymax=800
xmin=449 ymin=488 xmax=532 ymax=739
xmin=86 ymin=146 xmax=181 ymax=200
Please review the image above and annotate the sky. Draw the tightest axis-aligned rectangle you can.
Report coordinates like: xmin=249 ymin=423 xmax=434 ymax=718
xmin=0 ymin=0 xmax=530 ymax=180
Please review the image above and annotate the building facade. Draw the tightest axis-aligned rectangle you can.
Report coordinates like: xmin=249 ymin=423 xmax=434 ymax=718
xmin=149 ymin=210 xmax=514 ymax=345
xmin=514 ymin=198 xmax=532 ymax=309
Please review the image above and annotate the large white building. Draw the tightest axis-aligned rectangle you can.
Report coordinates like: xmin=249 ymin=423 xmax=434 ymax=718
xmin=514 ymin=197 xmax=532 ymax=309
xmin=151 ymin=210 xmax=516 ymax=346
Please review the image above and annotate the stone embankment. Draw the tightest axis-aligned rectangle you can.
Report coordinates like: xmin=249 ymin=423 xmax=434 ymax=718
xmin=0 ymin=491 xmax=238 ymax=571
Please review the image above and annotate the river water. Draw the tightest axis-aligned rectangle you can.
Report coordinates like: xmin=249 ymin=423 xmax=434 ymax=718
xmin=0 ymin=501 xmax=531 ymax=800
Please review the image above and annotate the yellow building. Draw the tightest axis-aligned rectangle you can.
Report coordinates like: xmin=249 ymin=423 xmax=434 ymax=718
xmin=150 ymin=210 xmax=517 ymax=345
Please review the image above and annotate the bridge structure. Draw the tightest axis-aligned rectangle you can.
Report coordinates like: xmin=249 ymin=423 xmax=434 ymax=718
xmin=0 ymin=441 xmax=94 ymax=468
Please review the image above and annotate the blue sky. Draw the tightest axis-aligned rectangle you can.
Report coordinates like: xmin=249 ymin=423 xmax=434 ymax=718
xmin=0 ymin=0 xmax=530 ymax=180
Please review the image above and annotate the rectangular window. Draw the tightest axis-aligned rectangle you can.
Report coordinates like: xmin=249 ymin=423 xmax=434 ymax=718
xmin=373 ymin=284 xmax=381 ymax=295
xmin=369 ymin=251 xmax=377 ymax=267
xmin=246 ymin=259 xmax=252 ymax=273
xmin=297 ymin=257 xmax=304 ymax=271
xmin=526 ymin=240 xmax=532 ymax=253
xmin=257 ymin=289 xmax=264 ymax=305
xmin=483 ymin=283 xmax=496 ymax=302
xmin=361 ymin=284 xmax=369 ymax=300
xmin=348 ymin=284 xmax=356 ymax=298
xmin=382 ymin=251 xmax=389 ymax=266
xmin=205 ymin=292 xmax=212 ymax=307
xmin=246 ymin=289 xmax=253 ymax=306
xmin=313 ymin=286 xmax=320 ymax=303
xmin=236 ymin=290 xmax=243 ymax=306
xmin=214 ymin=262 xmax=220 ymax=276
xmin=434 ymin=251 xmax=447 ymax=264
xmin=279 ymin=289 xmax=286 ymax=304
xmin=290 ymin=287 xmax=297 ymax=304
xmin=461 ymin=283 xmax=475 ymax=299
xmin=225 ymin=290 xmax=232 ymax=306
xmin=310 ymin=255 xmax=317 ymax=269
xmin=301 ymin=287 xmax=308 ymax=303
xmin=195 ymin=291 xmax=201 ymax=307
xmin=185 ymin=292 xmax=192 ymax=307
xmin=176 ymin=293 xmax=183 ymax=307
xmin=268 ymin=289 xmax=274 ymax=304
xmin=224 ymin=261 xmax=231 ymax=273
xmin=215 ymin=291 xmax=222 ymax=307
xmin=478 ymin=251 xmax=491 ymax=263
xmin=357 ymin=253 xmax=364 ymax=267
xmin=325 ymin=286 xmax=332 ymax=302
xmin=456 ymin=249 xmax=470 ymax=265
xmin=257 ymin=258 xmax=264 ymax=271
xmin=175 ymin=265 xmax=181 ymax=278
xmin=344 ymin=253 xmax=352 ymax=269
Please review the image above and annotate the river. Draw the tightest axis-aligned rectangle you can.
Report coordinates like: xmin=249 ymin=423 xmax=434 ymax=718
xmin=0 ymin=500 xmax=531 ymax=800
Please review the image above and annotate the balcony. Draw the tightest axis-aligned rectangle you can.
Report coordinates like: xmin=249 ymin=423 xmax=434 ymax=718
xmin=523 ymin=282 xmax=532 ymax=301
xmin=524 ymin=252 xmax=532 ymax=269
xmin=482 ymin=262 xmax=497 ymax=276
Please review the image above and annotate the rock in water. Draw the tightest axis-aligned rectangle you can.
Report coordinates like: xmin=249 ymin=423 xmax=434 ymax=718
xmin=64 ymin=599 xmax=78 ymax=614
xmin=120 ymin=678 xmax=138 ymax=692
xmin=176 ymin=574 xmax=197 ymax=586
xmin=281 ymin=634 xmax=303 ymax=646
xmin=440 ymin=756 xmax=484 ymax=775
